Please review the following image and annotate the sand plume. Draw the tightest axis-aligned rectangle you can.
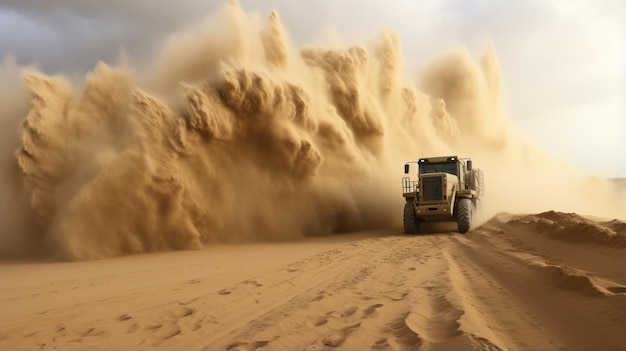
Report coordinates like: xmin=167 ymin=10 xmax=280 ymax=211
xmin=0 ymin=3 xmax=623 ymax=260
xmin=261 ymin=12 xmax=290 ymax=69
xmin=421 ymin=46 xmax=507 ymax=147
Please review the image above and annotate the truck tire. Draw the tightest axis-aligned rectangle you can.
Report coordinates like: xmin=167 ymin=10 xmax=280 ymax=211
xmin=456 ymin=198 xmax=473 ymax=234
xmin=403 ymin=201 xmax=420 ymax=234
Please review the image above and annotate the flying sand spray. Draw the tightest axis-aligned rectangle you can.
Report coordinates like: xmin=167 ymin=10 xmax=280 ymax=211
xmin=0 ymin=2 xmax=621 ymax=260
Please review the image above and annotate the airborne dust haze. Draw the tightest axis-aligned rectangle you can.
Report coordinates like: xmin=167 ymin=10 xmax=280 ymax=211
xmin=0 ymin=2 xmax=622 ymax=260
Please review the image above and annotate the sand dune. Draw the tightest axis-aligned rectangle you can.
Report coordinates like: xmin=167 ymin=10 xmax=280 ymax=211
xmin=1 ymin=211 xmax=624 ymax=350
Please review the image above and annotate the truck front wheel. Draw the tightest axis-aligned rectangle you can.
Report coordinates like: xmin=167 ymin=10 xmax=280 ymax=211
xmin=456 ymin=198 xmax=473 ymax=234
xmin=403 ymin=201 xmax=420 ymax=234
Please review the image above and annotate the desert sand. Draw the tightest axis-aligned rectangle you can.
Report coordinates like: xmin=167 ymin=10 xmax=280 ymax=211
xmin=1 ymin=211 xmax=625 ymax=351
xmin=1 ymin=2 xmax=625 ymax=350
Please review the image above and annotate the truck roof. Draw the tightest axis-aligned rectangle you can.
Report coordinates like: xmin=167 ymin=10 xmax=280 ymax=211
xmin=418 ymin=156 xmax=460 ymax=163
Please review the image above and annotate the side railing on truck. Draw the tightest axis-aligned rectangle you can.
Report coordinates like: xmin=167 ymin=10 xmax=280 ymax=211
xmin=402 ymin=177 xmax=418 ymax=194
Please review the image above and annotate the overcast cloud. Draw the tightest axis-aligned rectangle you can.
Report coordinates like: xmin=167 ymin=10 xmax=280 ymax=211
xmin=0 ymin=0 xmax=624 ymax=176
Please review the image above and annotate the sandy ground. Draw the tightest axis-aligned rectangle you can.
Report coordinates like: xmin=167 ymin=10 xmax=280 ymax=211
xmin=0 ymin=212 xmax=626 ymax=350
xmin=1 ymin=212 xmax=625 ymax=351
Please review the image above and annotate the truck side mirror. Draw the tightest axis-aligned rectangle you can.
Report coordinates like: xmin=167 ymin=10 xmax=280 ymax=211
xmin=404 ymin=164 xmax=410 ymax=174
xmin=467 ymin=160 xmax=473 ymax=171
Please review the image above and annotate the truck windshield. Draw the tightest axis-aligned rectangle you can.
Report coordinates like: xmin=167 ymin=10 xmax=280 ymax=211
xmin=419 ymin=161 xmax=458 ymax=176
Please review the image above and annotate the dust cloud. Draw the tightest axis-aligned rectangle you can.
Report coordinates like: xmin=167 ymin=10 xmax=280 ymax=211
xmin=0 ymin=2 xmax=622 ymax=260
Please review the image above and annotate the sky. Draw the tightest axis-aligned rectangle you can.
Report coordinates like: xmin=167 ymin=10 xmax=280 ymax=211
xmin=0 ymin=0 xmax=624 ymax=177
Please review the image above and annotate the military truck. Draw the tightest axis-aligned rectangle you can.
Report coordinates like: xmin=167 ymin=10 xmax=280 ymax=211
xmin=402 ymin=156 xmax=484 ymax=234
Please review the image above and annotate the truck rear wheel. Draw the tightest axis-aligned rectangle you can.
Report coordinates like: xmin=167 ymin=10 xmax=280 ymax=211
xmin=403 ymin=201 xmax=420 ymax=234
xmin=456 ymin=198 xmax=473 ymax=234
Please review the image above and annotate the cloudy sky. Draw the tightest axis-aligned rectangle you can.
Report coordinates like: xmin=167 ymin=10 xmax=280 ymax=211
xmin=0 ymin=0 xmax=624 ymax=177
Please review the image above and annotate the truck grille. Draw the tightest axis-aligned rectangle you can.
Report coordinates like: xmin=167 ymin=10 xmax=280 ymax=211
xmin=422 ymin=176 xmax=443 ymax=202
